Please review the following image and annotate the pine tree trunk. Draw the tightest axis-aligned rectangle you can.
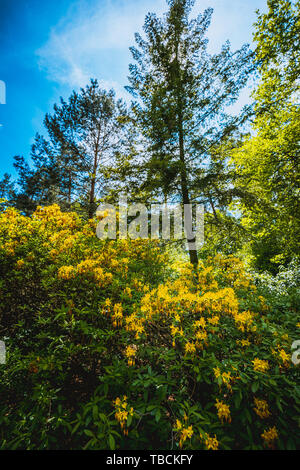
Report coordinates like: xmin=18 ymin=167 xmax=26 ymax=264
xmin=88 ymin=177 xmax=96 ymax=219
xmin=68 ymin=169 xmax=72 ymax=208
xmin=178 ymin=113 xmax=198 ymax=267
xmin=88 ymin=134 xmax=100 ymax=219
xmin=175 ymin=37 xmax=198 ymax=267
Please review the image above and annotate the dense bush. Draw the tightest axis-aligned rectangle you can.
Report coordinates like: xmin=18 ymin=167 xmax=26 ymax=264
xmin=0 ymin=204 xmax=299 ymax=449
xmin=252 ymin=260 xmax=300 ymax=315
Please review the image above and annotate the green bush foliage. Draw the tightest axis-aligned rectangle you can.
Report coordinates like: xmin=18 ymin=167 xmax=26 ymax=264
xmin=0 ymin=205 xmax=299 ymax=450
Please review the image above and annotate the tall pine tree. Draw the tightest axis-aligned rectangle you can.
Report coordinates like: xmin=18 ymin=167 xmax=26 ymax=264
xmin=14 ymin=80 xmax=129 ymax=217
xmin=126 ymin=0 xmax=255 ymax=266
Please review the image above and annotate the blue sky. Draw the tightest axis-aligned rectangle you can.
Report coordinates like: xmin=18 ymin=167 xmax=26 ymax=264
xmin=0 ymin=0 xmax=267 ymax=178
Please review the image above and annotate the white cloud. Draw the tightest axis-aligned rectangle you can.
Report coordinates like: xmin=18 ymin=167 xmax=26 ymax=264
xmin=36 ymin=0 xmax=266 ymax=100
xmin=36 ymin=0 xmax=166 ymax=98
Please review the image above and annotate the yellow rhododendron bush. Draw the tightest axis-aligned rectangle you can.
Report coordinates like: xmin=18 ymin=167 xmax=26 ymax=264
xmin=0 ymin=204 xmax=299 ymax=450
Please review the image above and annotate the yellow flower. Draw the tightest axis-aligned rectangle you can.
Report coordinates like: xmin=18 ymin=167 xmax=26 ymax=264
xmin=115 ymin=409 xmax=128 ymax=426
xmin=221 ymin=371 xmax=232 ymax=391
xmin=179 ymin=426 xmax=193 ymax=448
xmin=252 ymin=358 xmax=269 ymax=373
xmin=170 ymin=324 xmax=179 ymax=336
xmin=194 ymin=317 xmax=206 ymax=329
xmin=114 ymin=397 xmax=121 ymax=407
xmin=49 ymin=248 xmax=58 ymax=259
xmin=175 ymin=419 xmax=182 ymax=430
xmin=16 ymin=259 xmax=25 ymax=269
xmin=124 ymin=287 xmax=132 ymax=297
xmin=213 ymin=367 xmax=221 ymax=379
xmin=76 ymin=258 xmax=98 ymax=274
xmin=215 ymin=399 xmax=231 ymax=423
xmin=94 ymin=266 xmax=104 ymax=282
xmin=234 ymin=310 xmax=254 ymax=332
xmin=204 ymin=434 xmax=219 ymax=450
xmin=278 ymin=349 xmax=289 ymax=366
xmin=125 ymin=345 xmax=137 ymax=366
xmin=114 ymin=396 xmax=133 ymax=434
xmin=195 ymin=330 xmax=207 ymax=341
xmin=101 ymin=298 xmax=112 ymax=316
xmin=57 ymin=265 xmax=75 ymax=280
xmin=253 ymin=398 xmax=271 ymax=419
xmin=112 ymin=303 xmax=123 ymax=327
xmin=185 ymin=342 xmax=196 ymax=354
xmin=261 ymin=426 xmax=278 ymax=448
xmin=213 ymin=368 xmax=233 ymax=391
xmin=208 ymin=315 xmax=219 ymax=325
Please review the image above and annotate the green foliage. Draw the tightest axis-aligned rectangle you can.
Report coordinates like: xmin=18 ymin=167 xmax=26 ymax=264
xmin=231 ymin=0 xmax=300 ymax=272
xmin=0 ymin=205 xmax=168 ymax=449
xmin=0 ymin=206 xmax=299 ymax=450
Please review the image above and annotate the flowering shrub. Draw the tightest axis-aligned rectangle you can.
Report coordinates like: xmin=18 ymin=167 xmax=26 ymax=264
xmin=0 ymin=205 xmax=299 ymax=449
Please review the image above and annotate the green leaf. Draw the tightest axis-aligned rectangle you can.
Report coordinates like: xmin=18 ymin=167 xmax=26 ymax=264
xmin=108 ymin=434 xmax=115 ymax=450
xmin=155 ymin=409 xmax=161 ymax=423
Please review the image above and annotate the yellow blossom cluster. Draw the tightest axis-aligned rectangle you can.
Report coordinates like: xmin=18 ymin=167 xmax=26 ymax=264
xmin=100 ymin=299 xmax=146 ymax=340
xmin=174 ymin=418 xmax=193 ymax=448
xmin=253 ymin=398 xmax=271 ymax=419
xmin=198 ymin=266 xmax=218 ymax=292
xmin=125 ymin=313 xmax=145 ymax=340
xmin=131 ymin=278 xmax=144 ymax=291
xmin=57 ymin=265 xmax=76 ymax=280
xmin=58 ymin=259 xmax=112 ymax=286
xmin=271 ymin=345 xmax=290 ymax=367
xmin=236 ymin=338 xmax=251 ymax=347
xmin=16 ymin=259 xmax=25 ymax=269
xmin=124 ymin=345 xmax=137 ymax=366
xmin=170 ymin=324 xmax=184 ymax=347
xmin=128 ymin=256 xmax=265 ymax=370
xmin=201 ymin=433 xmax=219 ymax=450
xmin=213 ymin=367 xmax=236 ymax=392
xmin=261 ymin=426 xmax=278 ymax=448
xmin=112 ymin=303 xmax=123 ymax=328
xmin=101 ymin=298 xmax=112 ymax=316
xmin=210 ymin=254 xmax=255 ymax=291
xmin=184 ymin=342 xmax=196 ymax=354
xmin=252 ymin=358 xmax=269 ymax=373
xmin=207 ymin=315 xmax=220 ymax=325
xmin=278 ymin=348 xmax=290 ymax=366
xmin=234 ymin=310 xmax=256 ymax=332
xmin=140 ymin=279 xmax=239 ymax=326
xmin=123 ymin=287 xmax=132 ymax=297
xmin=114 ymin=396 xmax=134 ymax=435
xmin=215 ymin=399 xmax=231 ymax=423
